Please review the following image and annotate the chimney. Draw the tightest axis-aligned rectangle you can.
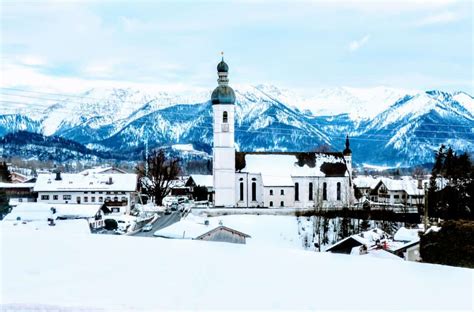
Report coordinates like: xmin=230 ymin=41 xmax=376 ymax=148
xmin=108 ymin=177 xmax=113 ymax=185
xmin=55 ymin=170 xmax=62 ymax=181
xmin=417 ymin=179 xmax=423 ymax=189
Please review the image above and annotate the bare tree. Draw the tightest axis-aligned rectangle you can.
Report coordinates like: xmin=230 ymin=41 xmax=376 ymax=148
xmin=136 ymin=149 xmax=181 ymax=206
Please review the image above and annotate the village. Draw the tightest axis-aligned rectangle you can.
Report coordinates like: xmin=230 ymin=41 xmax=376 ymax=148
xmin=0 ymin=58 xmax=453 ymax=265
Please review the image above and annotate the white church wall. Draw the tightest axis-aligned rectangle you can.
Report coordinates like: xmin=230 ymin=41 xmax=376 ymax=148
xmin=235 ymin=173 xmax=264 ymax=207
xmin=263 ymin=186 xmax=294 ymax=208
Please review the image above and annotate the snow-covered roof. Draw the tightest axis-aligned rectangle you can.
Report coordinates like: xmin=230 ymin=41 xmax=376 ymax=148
xmin=2 ymin=218 xmax=91 ymax=234
xmin=353 ymin=176 xmax=380 ymax=189
xmin=0 ymin=182 xmax=35 ymax=189
xmin=34 ymin=173 xmax=137 ymax=192
xmin=326 ymin=228 xmax=390 ymax=251
xmin=3 ymin=203 xmax=103 ymax=222
xmin=241 ymin=153 xmax=348 ymax=179
xmin=79 ymin=166 xmax=128 ymax=175
xmin=377 ymin=177 xmax=424 ymax=196
xmin=155 ymin=215 xmax=249 ymax=239
xmin=189 ymin=174 xmax=213 ymax=187
xmin=394 ymin=227 xmax=423 ymax=242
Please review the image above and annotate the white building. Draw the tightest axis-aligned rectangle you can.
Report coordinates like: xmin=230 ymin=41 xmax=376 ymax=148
xmin=34 ymin=171 xmax=138 ymax=214
xmin=211 ymin=58 xmax=354 ymax=208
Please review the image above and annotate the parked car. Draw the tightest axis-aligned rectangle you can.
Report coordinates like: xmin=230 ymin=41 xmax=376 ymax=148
xmin=142 ymin=224 xmax=153 ymax=232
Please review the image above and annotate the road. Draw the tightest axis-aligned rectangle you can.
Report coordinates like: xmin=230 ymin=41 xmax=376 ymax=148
xmin=133 ymin=211 xmax=181 ymax=237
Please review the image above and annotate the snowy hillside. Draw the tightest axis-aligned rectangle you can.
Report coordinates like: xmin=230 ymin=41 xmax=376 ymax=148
xmin=0 ymin=86 xmax=473 ymax=166
xmin=2 ymin=223 xmax=473 ymax=311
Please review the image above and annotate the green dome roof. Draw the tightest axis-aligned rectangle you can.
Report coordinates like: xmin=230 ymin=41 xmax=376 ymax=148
xmin=211 ymin=85 xmax=235 ymax=105
xmin=217 ymin=59 xmax=229 ymax=72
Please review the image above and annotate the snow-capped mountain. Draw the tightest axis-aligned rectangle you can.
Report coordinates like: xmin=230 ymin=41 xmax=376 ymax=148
xmin=1 ymin=86 xmax=473 ymax=166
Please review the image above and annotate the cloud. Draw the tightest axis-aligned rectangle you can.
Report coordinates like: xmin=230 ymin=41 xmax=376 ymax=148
xmin=349 ymin=35 xmax=370 ymax=52
xmin=414 ymin=11 xmax=462 ymax=27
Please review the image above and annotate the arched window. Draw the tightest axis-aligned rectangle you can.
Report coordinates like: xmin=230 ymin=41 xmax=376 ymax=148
xmin=223 ymin=111 xmax=228 ymax=123
xmin=309 ymin=182 xmax=313 ymax=200
xmin=323 ymin=183 xmax=327 ymax=201
xmin=280 ymin=201 xmax=284 ymax=207
xmin=269 ymin=201 xmax=273 ymax=207
xmin=239 ymin=182 xmax=244 ymax=201
xmin=269 ymin=189 xmax=273 ymax=196
xmin=337 ymin=182 xmax=341 ymax=200
xmin=251 ymin=182 xmax=257 ymax=201
xmin=294 ymin=182 xmax=299 ymax=201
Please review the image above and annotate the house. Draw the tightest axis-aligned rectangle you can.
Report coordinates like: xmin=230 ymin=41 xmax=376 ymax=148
xmin=11 ymin=172 xmax=29 ymax=183
xmin=186 ymin=174 xmax=214 ymax=202
xmin=34 ymin=171 xmax=138 ymax=214
xmin=353 ymin=176 xmax=379 ymax=198
xmin=154 ymin=217 xmax=251 ymax=244
xmin=0 ymin=182 xmax=36 ymax=206
xmin=210 ymin=57 xmax=354 ymax=208
xmin=3 ymin=202 xmax=107 ymax=229
xmin=370 ymin=177 xmax=424 ymax=211
xmin=326 ymin=228 xmax=392 ymax=254
xmin=391 ymin=226 xmax=425 ymax=261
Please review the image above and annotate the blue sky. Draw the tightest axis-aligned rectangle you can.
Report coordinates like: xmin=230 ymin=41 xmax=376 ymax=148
xmin=1 ymin=0 xmax=472 ymax=94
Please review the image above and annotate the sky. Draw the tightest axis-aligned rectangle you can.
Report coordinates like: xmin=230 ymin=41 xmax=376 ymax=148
xmin=1 ymin=0 xmax=473 ymax=95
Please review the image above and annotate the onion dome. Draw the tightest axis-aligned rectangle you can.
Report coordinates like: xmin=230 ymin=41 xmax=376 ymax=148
xmin=211 ymin=55 xmax=235 ymax=105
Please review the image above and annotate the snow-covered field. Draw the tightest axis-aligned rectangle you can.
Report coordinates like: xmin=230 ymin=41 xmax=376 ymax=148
xmin=1 ymin=223 xmax=473 ymax=311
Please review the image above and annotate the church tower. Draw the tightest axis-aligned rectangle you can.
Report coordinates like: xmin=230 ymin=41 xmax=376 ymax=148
xmin=211 ymin=55 xmax=236 ymax=207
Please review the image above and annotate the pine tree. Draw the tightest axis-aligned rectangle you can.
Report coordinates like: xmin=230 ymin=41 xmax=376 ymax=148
xmin=0 ymin=162 xmax=12 ymax=182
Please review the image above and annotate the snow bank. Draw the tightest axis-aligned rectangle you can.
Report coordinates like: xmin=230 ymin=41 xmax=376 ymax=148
xmin=1 ymin=225 xmax=472 ymax=311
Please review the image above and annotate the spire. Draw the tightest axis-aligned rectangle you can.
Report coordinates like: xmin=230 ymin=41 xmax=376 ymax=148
xmin=343 ymin=134 xmax=352 ymax=155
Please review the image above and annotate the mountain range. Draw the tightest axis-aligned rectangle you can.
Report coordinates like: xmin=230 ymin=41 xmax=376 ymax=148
xmin=0 ymin=85 xmax=473 ymax=167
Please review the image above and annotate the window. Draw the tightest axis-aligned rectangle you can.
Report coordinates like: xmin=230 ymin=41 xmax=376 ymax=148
xmin=41 ymin=195 xmax=49 ymax=200
xmin=239 ymin=182 xmax=244 ymax=201
xmin=269 ymin=189 xmax=273 ymax=196
xmin=91 ymin=197 xmax=96 ymax=202
xmin=337 ymin=182 xmax=341 ymax=200
xmin=280 ymin=189 xmax=284 ymax=195
xmin=121 ymin=197 xmax=127 ymax=201
xmin=84 ymin=192 xmax=88 ymax=194
xmin=223 ymin=111 xmax=228 ymax=123
xmin=323 ymin=183 xmax=327 ymax=201
xmin=251 ymin=182 xmax=256 ymax=201
xmin=106 ymin=197 xmax=111 ymax=202
xmin=309 ymin=182 xmax=313 ymax=200
xmin=111 ymin=208 xmax=120 ymax=213
xmin=106 ymin=192 xmax=111 ymax=195
xmin=18 ymin=198 xmax=23 ymax=202
xmin=63 ymin=195 xmax=71 ymax=200
xmin=280 ymin=201 xmax=284 ymax=207
xmin=294 ymin=183 xmax=299 ymax=201
xmin=99 ymin=192 xmax=103 ymax=194
xmin=84 ymin=197 xmax=88 ymax=203
xmin=91 ymin=191 xmax=95 ymax=194
xmin=53 ymin=195 xmax=58 ymax=200
xmin=269 ymin=201 xmax=273 ymax=207
xmin=99 ymin=197 xmax=104 ymax=202
xmin=76 ymin=197 xmax=81 ymax=204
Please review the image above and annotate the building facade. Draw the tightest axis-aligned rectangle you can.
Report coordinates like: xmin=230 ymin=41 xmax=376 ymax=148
xmin=34 ymin=171 xmax=138 ymax=214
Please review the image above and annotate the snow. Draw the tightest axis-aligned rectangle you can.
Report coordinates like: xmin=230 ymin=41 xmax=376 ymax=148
xmin=394 ymin=227 xmax=423 ymax=242
xmin=34 ymin=172 xmax=137 ymax=192
xmin=0 ymin=182 xmax=35 ymax=189
xmin=156 ymin=214 xmax=302 ymax=249
xmin=242 ymin=153 xmax=347 ymax=178
xmin=1 ymin=224 xmax=472 ymax=311
xmin=353 ymin=176 xmax=379 ymax=189
xmin=172 ymin=143 xmax=194 ymax=151
xmin=3 ymin=202 xmax=102 ymax=221
xmin=189 ymin=174 xmax=213 ymax=187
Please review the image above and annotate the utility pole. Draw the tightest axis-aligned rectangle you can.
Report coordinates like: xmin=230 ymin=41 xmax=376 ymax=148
xmin=145 ymin=137 xmax=149 ymax=177
xmin=423 ymin=182 xmax=429 ymax=230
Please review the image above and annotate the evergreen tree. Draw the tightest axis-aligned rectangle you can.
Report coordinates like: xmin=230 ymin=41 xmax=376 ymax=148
xmin=0 ymin=189 xmax=11 ymax=218
xmin=0 ymin=162 xmax=12 ymax=182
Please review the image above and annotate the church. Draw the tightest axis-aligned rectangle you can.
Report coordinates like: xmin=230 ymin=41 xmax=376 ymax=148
xmin=211 ymin=57 xmax=354 ymax=209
